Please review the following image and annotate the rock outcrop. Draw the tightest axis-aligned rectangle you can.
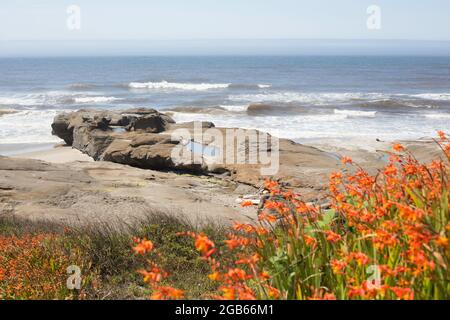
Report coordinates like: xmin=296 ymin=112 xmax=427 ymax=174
xmin=52 ymin=108 xmax=346 ymax=198
xmin=51 ymin=108 xmax=175 ymax=160
xmin=0 ymin=156 xmax=256 ymax=226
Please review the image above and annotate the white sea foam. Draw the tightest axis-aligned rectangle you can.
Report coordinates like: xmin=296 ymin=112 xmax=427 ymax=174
xmin=219 ymin=105 xmax=248 ymax=112
xmin=334 ymin=109 xmax=377 ymax=117
xmin=170 ymin=109 xmax=450 ymax=151
xmin=129 ymin=81 xmax=230 ymax=91
xmin=74 ymin=96 xmax=122 ymax=103
xmin=424 ymin=113 xmax=450 ymax=119
xmin=411 ymin=93 xmax=450 ymax=101
xmin=0 ymin=110 xmax=63 ymax=144
xmin=229 ymin=92 xmax=386 ymax=105
xmin=0 ymin=96 xmax=42 ymax=106
xmin=0 ymin=93 xmax=122 ymax=107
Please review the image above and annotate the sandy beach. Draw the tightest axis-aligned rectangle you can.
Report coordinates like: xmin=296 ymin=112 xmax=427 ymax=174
xmin=12 ymin=145 xmax=94 ymax=163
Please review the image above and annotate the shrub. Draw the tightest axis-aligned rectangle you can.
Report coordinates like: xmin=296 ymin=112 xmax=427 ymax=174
xmin=0 ymin=234 xmax=83 ymax=299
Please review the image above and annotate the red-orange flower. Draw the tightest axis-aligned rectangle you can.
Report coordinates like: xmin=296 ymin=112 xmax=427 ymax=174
xmin=241 ymin=200 xmax=254 ymax=207
xmin=208 ymin=272 xmax=221 ymax=281
xmin=392 ymin=143 xmax=405 ymax=152
xmin=390 ymin=287 xmax=414 ymax=300
xmin=324 ymin=230 xmax=342 ymax=243
xmin=151 ymin=286 xmax=185 ymax=300
xmin=267 ymin=286 xmax=281 ymax=299
xmin=341 ymin=156 xmax=353 ymax=165
xmin=132 ymin=238 xmax=154 ymax=255
xmin=436 ymin=236 xmax=448 ymax=248
xmin=194 ymin=233 xmax=215 ymax=256
xmin=331 ymin=259 xmax=347 ymax=275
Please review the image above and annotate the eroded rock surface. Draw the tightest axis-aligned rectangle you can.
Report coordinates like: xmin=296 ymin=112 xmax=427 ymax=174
xmin=0 ymin=156 xmax=257 ymax=226
xmin=51 ymin=108 xmax=348 ymax=198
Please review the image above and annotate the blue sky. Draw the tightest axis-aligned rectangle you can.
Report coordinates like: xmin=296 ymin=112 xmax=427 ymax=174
xmin=1 ymin=0 xmax=449 ymax=56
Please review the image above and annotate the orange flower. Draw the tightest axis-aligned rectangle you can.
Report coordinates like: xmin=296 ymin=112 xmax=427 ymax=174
xmin=264 ymin=179 xmax=279 ymax=190
xmin=233 ymin=222 xmax=256 ymax=233
xmin=308 ymin=290 xmax=337 ymax=300
xmin=348 ymin=252 xmax=370 ymax=266
xmin=304 ymin=235 xmax=317 ymax=247
xmin=392 ymin=143 xmax=405 ymax=152
xmin=151 ymin=286 xmax=185 ymax=300
xmin=140 ymin=267 xmax=166 ymax=283
xmin=341 ymin=156 xmax=353 ymax=165
xmin=221 ymin=287 xmax=236 ymax=300
xmin=167 ymin=288 xmax=185 ymax=299
xmin=331 ymin=259 xmax=347 ymax=275
xmin=259 ymin=271 xmax=270 ymax=280
xmin=235 ymin=253 xmax=260 ymax=266
xmin=348 ymin=287 xmax=366 ymax=299
xmin=225 ymin=235 xmax=251 ymax=250
xmin=194 ymin=233 xmax=215 ymax=256
xmin=227 ymin=268 xmax=249 ymax=281
xmin=241 ymin=200 xmax=254 ymax=207
xmin=324 ymin=230 xmax=342 ymax=243
xmin=267 ymin=286 xmax=281 ymax=299
xmin=436 ymin=236 xmax=448 ymax=248
xmin=264 ymin=201 xmax=289 ymax=214
xmin=132 ymin=238 xmax=154 ymax=255
xmin=208 ymin=272 xmax=221 ymax=281
xmin=323 ymin=293 xmax=337 ymax=300
xmin=390 ymin=287 xmax=414 ymax=300
xmin=258 ymin=213 xmax=278 ymax=223
xmin=384 ymin=164 xmax=398 ymax=176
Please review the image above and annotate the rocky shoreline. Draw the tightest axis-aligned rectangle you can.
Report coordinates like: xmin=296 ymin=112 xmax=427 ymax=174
xmin=50 ymin=108 xmax=348 ymax=196
xmin=0 ymin=107 xmax=443 ymax=226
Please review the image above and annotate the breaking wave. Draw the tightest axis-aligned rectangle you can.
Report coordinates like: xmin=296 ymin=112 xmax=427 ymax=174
xmin=128 ymin=81 xmax=270 ymax=91
xmin=229 ymin=92 xmax=386 ymax=105
xmin=73 ymin=96 xmax=122 ymax=103
xmin=334 ymin=109 xmax=377 ymax=118
xmin=129 ymin=81 xmax=230 ymax=91
xmin=411 ymin=93 xmax=450 ymax=101
xmin=424 ymin=113 xmax=450 ymax=119
xmin=0 ymin=96 xmax=41 ymax=106
xmin=0 ymin=93 xmax=123 ymax=107
xmin=0 ymin=110 xmax=63 ymax=144
xmin=228 ymin=84 xmax=272 ymax=90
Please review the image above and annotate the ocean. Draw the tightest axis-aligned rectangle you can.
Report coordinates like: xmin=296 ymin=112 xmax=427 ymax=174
xmin=0 ymin=56 xmax=449 ymax=154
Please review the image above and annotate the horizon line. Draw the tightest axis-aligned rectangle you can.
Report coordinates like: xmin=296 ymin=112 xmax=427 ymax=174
xmin=2 ymin=38 xmax=450 ymax=43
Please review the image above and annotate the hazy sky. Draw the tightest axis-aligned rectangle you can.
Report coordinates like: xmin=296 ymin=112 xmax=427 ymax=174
xmin=1 ymin=0 xmax=450 ymax=56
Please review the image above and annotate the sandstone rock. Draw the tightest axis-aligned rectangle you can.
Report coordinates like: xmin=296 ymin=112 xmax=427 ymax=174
xmin=51 ymin=108 xmax=347 ymax=195
xmin=73 ymin=127 xmax=116 ymax=160
xmin=130 ymin=134 xmax=178 ymax=147
xmin=0 ymin=156 xmax=256 ymax=226
xmin=51 ymin=113 xmax=75 ymax=145
xmin=126 ymin=114 xmax=171 ymax=133
xmin=168 ymin=121 xmax=215 ymax=131
xmin=52 ymin=108 xmax=175 ymax=159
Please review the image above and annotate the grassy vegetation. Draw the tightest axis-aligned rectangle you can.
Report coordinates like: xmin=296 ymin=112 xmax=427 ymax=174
xmin=2 ymin=133 xmax=448 ymax=300
xmin=0 ymin=213 xmax=227 ymax=300
xmin=135 ymin=134 xmax=450 ymax=300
